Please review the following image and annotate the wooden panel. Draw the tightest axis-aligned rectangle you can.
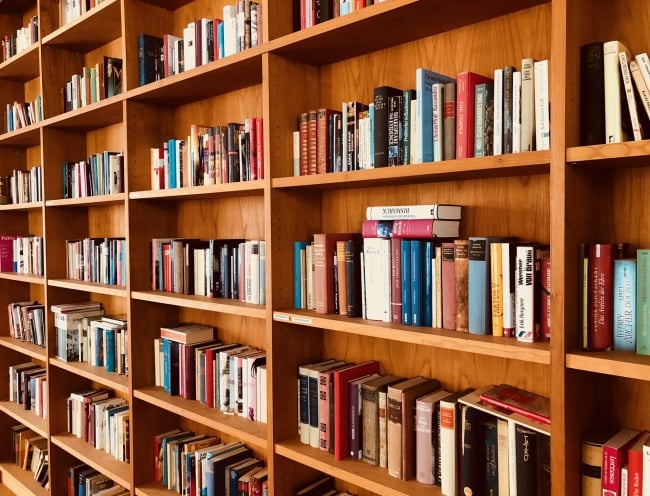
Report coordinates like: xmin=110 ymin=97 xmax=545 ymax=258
xmin=39 ymin=46 xmax=85 ymax=119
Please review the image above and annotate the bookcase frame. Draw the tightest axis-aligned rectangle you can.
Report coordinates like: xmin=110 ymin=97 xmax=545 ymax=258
xmin=0 ymin=0 xmax=646 ymax=494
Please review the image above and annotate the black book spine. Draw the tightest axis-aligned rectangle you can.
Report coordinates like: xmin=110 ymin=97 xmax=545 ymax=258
xmin=580 ymin=42 xmax=605 ymax=145
xmin=515 ymin=423 xmax=539 ymax=494
xmin=460 ymin=404 xmax=488 ymax=495
xmin=373 ymin=86 xmax=402 ymax=167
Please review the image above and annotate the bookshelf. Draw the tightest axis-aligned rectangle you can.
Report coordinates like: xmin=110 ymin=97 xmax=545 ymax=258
xmin=0 ymin=0 xmax=645 ymax=495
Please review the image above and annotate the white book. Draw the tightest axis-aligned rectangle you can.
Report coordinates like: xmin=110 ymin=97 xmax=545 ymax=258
xmin=223 ymin=5 xmax=237 ymax=57
xmin=533 ymin=59 xmax=550 ymax=150
xmin=258 ymin=363 xmax=267 ymax=423
xmin=629 ymin=59 xmax=650 ymax=122
xmin=249 ymin=240 xmax=260 ymax=305
xmin=183 ymin=22 xmax=196 ymax=71
xmin=604 ymin=40 xmax=629 ymax=143
xmin=410 ymin=98 xmax=418 ymax=164
xmin=619 ymin=51 xmax=644 ymax=141
xmin=520 ymin=57 xmax=535 ymax=152
xmin=365 ymin=203 xmax=462 ymax=221
xmin=512 ymin=71 xmax=522 ymax=153
xmin=493 ymin=68 xmax=503 ymax=155
xmin=362 ymin=237 xmax=391 ymax=322
xmin=293 ymin=130 xmax=300 ymax=176
xmin=341 ymin=101 xmax=348 ymax=171
xmin=635 ymin=52 xmax=650 ymax=97
xmin=199 ymin=18 xmax=210 ymax=65
xmin=432 ymin=82 xmax=445 ymax=161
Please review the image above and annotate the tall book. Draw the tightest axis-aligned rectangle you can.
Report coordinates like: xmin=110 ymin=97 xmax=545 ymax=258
xmin=443 ymin=81 xmax=457 ymax=160
xmin=602 ymin=427 xmax=641 ymax=496
xmin=414 ymin=68 xmax=454 ymax=163
xmin=459 ymin=402 xmax=489 ymax=495
xmin=515 ymin=423 xmax=539 ymax=494
xmin=627 ymin=431 xmax=649 ymax=496
xmin=439 ymin=388 xmax=475 ymax=496
xmin=603 ymin=40 xmax=631 ymax=143
xmin=432 ymin=82 xmax=445 ymax=162
xmin=586 ymin=243 xmax=616 ymax=350
xmin=493 ymin=67 xmax=503 ymax=155
xmin=373 ymin=86 xmax=402 ymax=167
xmin=520 ymin=57 xmax=535 ymax=152
xmin=454 ymin=239 xmax=469 ymax=332
xmin=415 ymin=388 xmax=450 ymax=484
xmin=534 ymin=59 xmax=550 ymax=150
xmin=613 ymin=258 xmax=636 ymax=352
xmin=318 ymin=362 xmax=350 ymax=452
xmin=619 ymin=51 xmax=644 ymax=141
xmin=386 ymin=376 xmax=441 ymax=480
xmin=502 ymin=65 xmax=516 ymax=153
xmin=361 ymin=374 xmax=403 ymax=466
xmin=515 ymin=244 xmax=549 ymax=343
xmin=363 ymin=237 xmax=391 ymax=322
xmin=456 ymin=71 xmax=493 ymax=159
xmin=637 ymin=249 xmax=650 ymax=355
xmin=308 ymin=360 xmax=347 ymax=448
xmin=468 ymin=237 xmax=504 ymax=335
xmin=441 ymin=242 xmax=456 ymax=331
xmin=580 ymin=42 xmax=605 ymax=145
xmin=390 ymin=237 xmax=402 ymax=324
xmin=490 ymin=241 xmax=505 ymax=337
xmin=582 ymin=427 xmax=619 ymax=496
xmin=313 ymin=233 xmax=360 ymax=315
xmin=473 ymin=81 xmax=493 ymax=157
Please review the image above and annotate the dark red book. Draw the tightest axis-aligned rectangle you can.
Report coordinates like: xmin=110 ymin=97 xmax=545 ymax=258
xmin=307 ymin=109 xmax=318 ymax=175
xmin=333 ymin=360 xmax=380 ymax=460
xmin=317 ymin=108 xmax=340 ymax=174
xmin=298 ymin=112 xmax=309 ymax=176
xmin=313 ymin=233 xmax=360 ymax=315
xmin=587 ymin=243 xmax=615 ymax=350
xmin=540 ymin=257 xmax=551 ymax=341
xmin=390 ymin=238 xmax=402 ymax=324
xmin=479 ymin=383 xmax=550 ymax=425
xmin=456 ymin=71 xmax=493 ymax=159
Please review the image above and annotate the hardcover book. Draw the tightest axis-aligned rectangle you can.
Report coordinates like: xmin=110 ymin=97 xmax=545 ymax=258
xmin=613 ymin=258 xmax=636 ymax=352
xmin=454 ymin=239 xmax=469 ymax=332
xmin=361 ymin=374 xmax=403 ymax=466
xmin=414 ymin=68 xmax=454 ymax=163
xmin=602 ymin=427 xmax=641 ymax=496
xmin=443 ymin=81 xmax=457 ymax=160
xmin=603 ymin=41 xmax=632 ymax=143
xmin=415 ymin=388 xmax=450 ymax=484
xmin=313 ymin=233 xmax=360 ymax=315
xmin=479 ymin=383 xmax=550 ymax=425
xmin=586 ymin=243 xmax=616 ymax=350
xmin=373 ymin=86 xmax=403 ymax=167
xmin=580 ymin=42 xmax=605 ymax=145
xmin=456 ymin=71 xmax=493 ymax=159
xmin=637 ymin=249 xmax=650 ymax=355
xmin=441 ymin=242 xmax=456 ymax=331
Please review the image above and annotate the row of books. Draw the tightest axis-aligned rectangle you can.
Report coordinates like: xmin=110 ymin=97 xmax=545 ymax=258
xmin=295 ymin=0 xmax=379 ymax=30
xmin=63 ymin=56 xmax=123 ymax=113
xmin=154 ymin=322 xmax=267 ymax=423
xmin=581 ymin=43 xmax=650 ymax=145
xmin=67 ymin=463 xmax=127 ymax=496
xmin=151 ymin=118 xmax=264 ymax=190
xmin=292 ymin=61 xmax=549 ymax=176
xmin=0 ymin=234 xmax=44 ymax=276
xmin=153 ymin=432 xmax=265 ymax=496
xmin=1 ymin=15 xmax=38 ymax=62
xmin=62 ymin=151 xmax=124 ymax=199
xmin=581 ymin=427 xmax=650 ymax=496
xmin=10 ymin=425 xmax=48 ymax=489
xmin=297 ymin=357 xmax=550 ymax=492
xmin=0 ymin=166 xmax=43 ymax=205
xmin=580 ymin=243 xmax=650 ymax=355
xmin=9 ymin=362 xmax=47 ymax=419
xmin=138 ymin=1 xmax=263 ymax=85
xmin=61 ymin=0 xmax=109 ymax=26
xmin=66 ymin=237 xmax=126 ymax=286
xmin=8 ymin=300 xmax=45 ymax=347
xmin=4 ymin=96 xmax=43 ymax=133
xmin=151 ymin=238 xmax=266 ymax=304
xmin=66 ymin=388 xmax=129 ymax=462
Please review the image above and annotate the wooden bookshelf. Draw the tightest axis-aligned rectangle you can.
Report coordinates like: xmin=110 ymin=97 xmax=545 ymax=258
xmin=0 ymin=0 xmax=647 ymax=494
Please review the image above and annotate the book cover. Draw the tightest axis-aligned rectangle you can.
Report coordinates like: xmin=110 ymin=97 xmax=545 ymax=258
xmin=454 ymin=239 xmax=469 ymax=332
xmin=138 ymin=33 xmax=163 ymax=86
xmin=414 ymin=68 xmax=454 ymax=163
xmin=415 ymin=388 xmax=450 ymax=484
xmin=361 ymin=374 xmax=403 ymax=466
xmin=318 ymin=362 xmax=350 ymax=452
xmin=580 ymin=42 xmax=605 ymax=145
xmin=349 ymin=373 xmax=380 ymax=459
xmin=490 ymin=242 xmax=504 ymax=336
xmin=456 ymin=71 xmax=493 ymax=159
xmin=362 ymin=237 xmax=391 ymax=322
xmin=344 ymin=238 xmax=362 ymax=317
xmin=474 ymin=81 xmax=493 ymax=157
xmin=502 ymin=65 xmax=516 ymax=153
xmin=468 ymin=237 xmax=503 ymax=335
xmin=515 ymin=423 xmax=539 ymax=494
xmin=534 ymin=59 xmax=551 ymax=150
xmin=515 ymin=244 xmax=549 ymax=343
xmin=627 ymin=431 xmax=648 ymax=496
xmin=613 ymin=258 xmax=636 ymax=352
xmin=459 ymin=402 xmax=489 ymax=495
xmin=374 ymin=86 xmax=402 ymax=167
xmin=365 ymin=203 xmax=462 ymax=221
xmin=602 ymin=427 xmax=641 ymax=496
xmin=441 ymin=242 xmax=457 ymax=331
xmin=479 ymin=383 xmax=550 ymax=425
xmin=104 ymin=56 xmax=123 ymax=98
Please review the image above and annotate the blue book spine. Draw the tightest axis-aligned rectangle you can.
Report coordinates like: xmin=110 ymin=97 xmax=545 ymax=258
xmin=422 ymin=241 xmax=434 ymax=327
xmin=411 ymin=240 xmax=422 ymax=326
xmin=104 ymin=328 xmax=116 ymax=372
xmin=218 ymin=23 xmax=225 ymax=59
xmin=163 ymin=337 xmax=171 ymax=393
xmin=468 ymin=237 xmax=491 ymax=335
xmin=415 ymin=68 xmax=454 ymax=163
xmin=614 ymin=258 xmax=636 ymax=352
xmin=168 ymin=138 xmax=177 ymax=188
xmin=294 ymin=241 xmax=308 ymax=308
xmin=401 ymin=240 xmax=412 ymax=325
xmin=368 ymin=102 xmax=375 ymax=168
xmin=205 ymin=458 xmax=215 ymax=496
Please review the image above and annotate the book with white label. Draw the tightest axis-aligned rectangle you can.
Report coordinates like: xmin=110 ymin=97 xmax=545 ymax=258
xmin=365 ymin=204 xmax=462 ymax=221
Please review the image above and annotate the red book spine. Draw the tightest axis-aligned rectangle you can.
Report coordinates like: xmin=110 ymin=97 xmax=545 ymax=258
xmin=478 ymin=393 xmax=551 ymax=425
xmin=298 ymin=112 xmax=309 ymax=175
xmin=317 ymin=109 xmax=338 ymax=174
xmin=587 ymin=243 xmax=614 ymax=350
xmin=390 ymin=219 xmax=435 ymax=238
xmin=540 ymin=257 xmax=551 ymax=340
xmin=455 ymin=71 xmax=493 ymax=159
xmin=391 ymin=238 xmax=402 ymax=324
xmin=307 ymin=110 xmax=318 ymax=174
xmin=313 ymin=233 xmax=359 ymax=314
xmin=205 ymin=349 xmax=215 ymax=408
xmin=602 ymin=429 xmax=640 ymax=495
xmin=627 ymin=439 xmax=644 ymax=496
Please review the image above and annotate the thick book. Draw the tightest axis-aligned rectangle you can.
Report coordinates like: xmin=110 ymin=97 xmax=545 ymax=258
xmin=344 ymin=238 xmax=362 ymax=317
xmin=318 ymin=362 xmax=351 ymax=452
xmin=373 ymin=86 xmax=403 ymax=167
xmin=313 ymin=233 xmax=360 ymax=314
xmin=468 ymin=237 xmax=504 ymax=335
xmin=515 ymin=423 xmax=539 ymax=494
xmin=583 ymin=430 xmax=616 ymax=494
xmin=637 ymin=249 xmax=650 ymax=355
xmin=362 ymin=237 xmax=391 ymax=322
xmin=515 ymin=244 xmax=549 ymax=343
xmin=456 ymin=71 xmax=493 ymax=159
xmin=414 ymin=68 xmax=454 ymax=163
xmin=586 ymin=243 xmax=616 ymax=350
xmin=365 ymin=203 xmax=462 ymax=221
xmin=459 ymin=402 xmax=489 ymax=495
xmin=386 ymin=376 xmax=441 ymax=480
xmin=138 ymin=33 xmax=163 ymax=86
xmin=602 ymin=427 xmax=641 ymax=496
xmin=415 ymin=388 xmax=450 ymax=484
xmin=604 ymin=40 xmax=632 ymax=143
xmin=580 ymin=42 xmax=606 ymax=145
xmin=349 ymin=373 xmax=380 ymax=459
xmin=317 ymin=108 xmax=340 ymax=174
xmin=298 ymin=358 xmax=336 ymax=444
xmin=613 ymin=258 xmax=636 ymax=352
xmin=479 ymin=383 xmax=550 ymax=425
xmin=333 ymin=360 xmax=380 ymax=460
xmin=361 ymin=374 xmax=403 ymax=466
xmin=454 ymin=239 xmax=469 ymax=332
xmin=160 ymin=323 xmax=214 ymax=345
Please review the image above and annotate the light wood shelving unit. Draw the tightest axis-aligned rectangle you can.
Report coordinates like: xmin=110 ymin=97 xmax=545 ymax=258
xmin=0 ymin=0 xmax=646 ymax=494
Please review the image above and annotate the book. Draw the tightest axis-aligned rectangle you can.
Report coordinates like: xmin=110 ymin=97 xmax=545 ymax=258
xmin=502 ymin=65 xmax=516 ymax=153
xmin=308 ymin=360 xmax=346 ymax=448
xmin=349 ymin=373 xmax=380 ymax=459
xmin=443 ymin=81 xmax=456 ymax=160
xmin=373 ymin=85 xmax=403 ymax=167
xmin=432 ymin=82 xmax=445 ymax=161
xmin=540 ymin=256 xmax=551 ymax=341
xmin=454 ymin=239 xmax=469 ymax=332
xmin=414 ymin=68 xmax=454 ymax=163
xmin=415 ymin=388 xmax=450 ymax=484
xmin=104 ymin=56 xmax=123 ymax=98
xmin=604 ymin=41 xmax=631 ymax=143
xmin=365 ymin=203 xmax=462 ymax=221
xmin=456 ymin=71 xmax=493 ymax=158
xmin=459 ymin=402 xmax=490 ymax=495
xmin=613 ymin=258 xmax=636 ymax=352
xmin=619 ymin=50 xmax=644 ymax=141
xmin=318 ymin=362 xmax=350 ymax=452
xmin=160 ymin=323 xmax=215 ymax=345
xmin=386 ymin=376 xmax=441 ymax=480
xmin=520 ymin=57 xmax=536 ymax=151
xmin=602 ymin=427 xmax=641 ymax=496
xmin=298 ymin=358 xmax=335 ymax=444
xmin=493 ymin=67 xmax=503 ymax=155
xmin=362 ymin=237 xmax=391 ymax=322
xmin=637 ymin=249 xmax=650 ymax=355
xmin=515 ymin=423 xmax=539 ymax=494
xmin=534 ymin=59 xmax=550 ymax=150
xmin=468 ymin=237 xmax=504 ymax=335
xmin=627 ymin=431 xmax=649 ymax=496
xmin=138 ymin=33 xmax=163 ymax=86
xmin=479 ymin=383 xmax=550 ymax=425
xmin=441 ymin=242 xmax=456 ymax=331
xmin=390 ymin=237 xmax=402 ymax=324
xmin=474 ymin=81 xmax=493 ymax=157
xmin=313 ymin=233 xmax=360 ymax=315
xmin=586 ymin=243 xmax=616 ymax=350
xmin=362 ymin=219 xmax=460 ymax=239
xmin=515 ymin=244 xmax=549 ymax=343
xmin=490 ymin=242 xmax=505 ymax=336
xmin=361 ymin=374 xmax=403 ymax=466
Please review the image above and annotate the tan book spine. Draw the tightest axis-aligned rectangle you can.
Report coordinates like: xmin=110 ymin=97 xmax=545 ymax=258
xmin=454 ymin=239 xmax=469 ymax=332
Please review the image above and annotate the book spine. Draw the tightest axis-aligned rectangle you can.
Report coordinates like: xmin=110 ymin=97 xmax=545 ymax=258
xmin=318 ymin=372 xmax=332 ymax=451
xmin=540 ymin=256 xmax=552 ymax=341
xmin=604 ymin=41 xmax=630 ymax=144
xmin=361 ymin=387 xmax=379 ymax=465
xmin=512 ymin=71 xmax=522 ymax=153
xmin=493 ymin=68 xmax=503 ymax=155
xmin=441 ymin=243 xmax=456 ymax=331
xmin=410 ymin=240 xmax=422 ymax=326
xmin=490 ymin=242 xmax=504 ymax=337
xmin=400 ymin=240 xmax=412 ymax=325
xmin=474 ymin=82 xmax=487 ymax=157
xmin=468 ymin=237 xmax=491 ymax=335
xmin=534 ymin=59 xmax=551 ymax=150
xmin=415 ymin=399 xmax=434 ymax=484
xmin=432 ymin=83 xmax=444 ymax=162
xmin=378 ymin=389 xmax=388 ymax=468
xmin=515 ymin=245 xmax=537 ymax=343
xmin=636 ymin=249 xmax=650 ymax=355
xmin=587 ymin=243 xmax=614 ymax=350
xmin=386 ymin=390 xmax=403 ymax=479
xmin=454 ymin=239 xmax=469 ymax=332
xmin=422 ymin=241 xmax=434 ymax=328
xmin=515 ymin=424 xmax=538 ymax=495
xmin=460 ymin=403 xmax=486 ymax=495
xmin=443 ymin=81 xmax=456 ymax=160
xmin=502 ymin=66 xmax=515 ymax=153
xmin=520 ymin=58 xmax=535 ymax=151
xmin=390 ymin=237 xmax=402 ymax=324
xmin=387 ymin=94 xmax=402 ymax=166
xmin=580 ymin=42 xmax=605 ymax=145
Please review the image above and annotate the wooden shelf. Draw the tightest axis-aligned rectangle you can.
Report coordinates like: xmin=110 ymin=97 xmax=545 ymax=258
xmin=0 ymin=272 xmax=44 ymax=284
xmin=128 ymin=182 xmax=265 ymax=201
xmin=49 ymin=358 xmax=129 ymax=394
xmin=132 ymin=291 xmax=266 ymax=319
xmin=41 ymin=0 xmax=122 ymax=51
xmin=275 ymin=439 xmax=434 ymax=496
xmin=567 ymin=140 xmax=650 ymax=167
xmin=0 ymin=202 xmax=43 ymax=212
xmin=272 ymin=152 xmax=550 ymax=190
xmin=566 ymin=350 xmax=650 ymax=381
xmin=0 ymin=462 xmax=48 ymax=496
xmin=45 ymin=193 xmax=126 ymax=207
xmin=43 ymin=96 xmax=124 ymax=131
xmin=0 ymin=126 xmax=41 ymax=147
xmin=0 ymin=44 xmax=40 ymax=82
xmin=272 ymin=309 xmax=551 ymax=364
xmin=47 ymin=279 xmax=127 ymax=296
xmin=0 ymin=401 xmax=47 ymax=438
xmin=0 ymin=338 xmax=46 ymax=362
xmin=135 ymin=483 xmax=176 ymax=496
xmin=134 ymin=386 xmax=267 ymax=450
xmin=51 ymin=433 xmax=131 ymax=489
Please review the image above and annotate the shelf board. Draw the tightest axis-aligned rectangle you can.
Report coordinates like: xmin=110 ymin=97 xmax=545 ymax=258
xmin=44 ymin=95 xmax=124 ymax=131
xmin=275 ymin=439 xmax=432 ymax=496
xmin=272 ymin=151 xmax=550 ymax=190
xmin=138 ymin=0 xmax=193 ymax=9
xmin=0 ymin=44 xmax=39 ymax=82
xmin=129 ymin=181 xmax=265 ymax=201
xmin=135 ymin=482 xmax=176 ymax=496
xmin=272 ymin=309 xmax=551 ymax=364
xmin=47 ymin=279 xmax=127 ymax=296
xmin=46 ymin=193 xmax=126 ymax=207
xmin=51 ymin=433 xmax=131 ymax=488
xmin=0 ymin=400 xmax=48 ymax=438
xmin=50 ymin=358 xmax=129 ymax=394
xmin=0 ymin=202 xmax=43 ymax=212
xmin=0 ymin=337 xmax=46 ymax=361
xmin=567 ymin=140 xmax=650 ymax=167
xmin=0 ymin=125 xmax=41 ymax=148
xmin=127 ymin=46 xmax=264 ymax=105
xmin=131 ymin=291 xmax=266 ymax=319
xmin=0 ymin=272 xmax=44 ymax=284
xmin=566 ymin=350 xmax=650 ymax=381
xmin=268 ymin=0 xmax=545 ymax=66
xmin=0 ymin=462 xmax=48 ymax=496
xmin=134 ymin=386 xmax=267 ymax=450
xmin=41 ymin=0 xmax=122 ymax=51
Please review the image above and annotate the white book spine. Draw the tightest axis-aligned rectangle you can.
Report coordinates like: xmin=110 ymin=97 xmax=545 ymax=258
xmin=183 ymin=23 xmax=196 ymax=71
xmin=432 ymin=83 xmax=444 ymax=162
xmin=630 ymin=60 xmax=650 ymax=121
xmin=520 ymin=58 xmax=535 ymax=152
xmin=512 ymin=71 xmax=522 ymax=153
xmin=534 ymin=59 xmax=551 ymax=150
xmin=603 ymin=41 xmax=628 ymax=143
xmin=515 ymin=245 xmax=535 ymax=343
xmin=493 ymin=68 xmax=503 ymax=155
xmin=619 ymin=51 xmax=643 ymax=141
xmin=223 ymin=5 xmax=237 ymax=57
xmin=635 ymin=52 xmax=650 ymax=99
